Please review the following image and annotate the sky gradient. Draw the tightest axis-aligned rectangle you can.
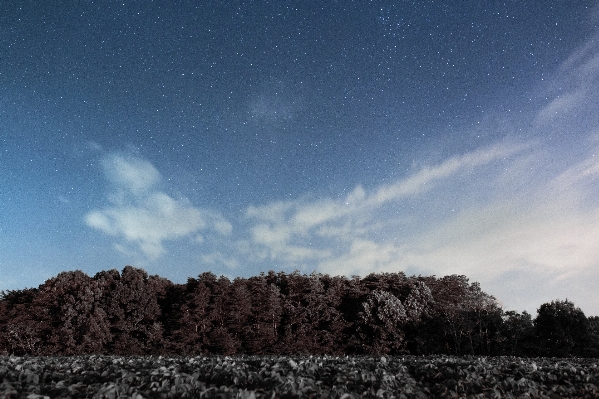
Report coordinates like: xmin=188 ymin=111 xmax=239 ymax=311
xmin=2 ymin=1 xmax=599 ymax=316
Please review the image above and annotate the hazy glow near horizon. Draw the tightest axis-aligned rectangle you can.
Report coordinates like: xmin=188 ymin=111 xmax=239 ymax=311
xmin=2 ymin=2 xmax=599 ymax=316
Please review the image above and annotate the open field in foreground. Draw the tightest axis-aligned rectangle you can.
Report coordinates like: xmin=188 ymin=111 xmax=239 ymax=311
xmin=1 ymin=354 xmax=598 ymax=398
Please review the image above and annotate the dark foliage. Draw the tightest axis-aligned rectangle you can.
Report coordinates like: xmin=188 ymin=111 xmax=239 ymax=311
xmin=533 ymin=299 xmax=592 ymax=357
xmin=2 ymin=355 xmax=599 ymax=398
xmin=1 ymin=267 xmax=597 ymax=357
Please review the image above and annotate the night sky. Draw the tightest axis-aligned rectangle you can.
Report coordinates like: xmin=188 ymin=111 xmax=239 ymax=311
xmin=2 ymin=1 xmax=599 ymax=316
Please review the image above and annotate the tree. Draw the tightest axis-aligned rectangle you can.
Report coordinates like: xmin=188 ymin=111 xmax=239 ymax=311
xmin=206 ymin=275 xmax=237 ymax=355
xmin=277 ymin=271 xmax=347 ymax=355
xmin=403 ymin=280 xmax=434 ymax=322
xmin=314 ymin=273 xmax=350 ymax=354
xmin=534 ymin=299 xmax=590 ymax=357
xmin=404 ymin=275 xmax=503 ymax=356
xmin=175 ymin=274 xmax=214 ymax=355
xmin=461 ymin=282 xmax=504 ymax=355
xmin=358 ymin=289 xmax=408 ymax=355
xmin=0 ymin=298 xmax=7 ymax=355
xmin=35 ymin=270 xmax=111 ymax=355
xmin=245 ymin=274 xmax=282 ymax=354
xmin=403 ymin=279 xmax=437 ymax=355
xmin=156 ymin=282 xmax=187 ymax=354
xmin=225 ymin=278 xmax=253 ymax=354
xmin=586 ymin=316 xmax=599 ymax=357
xmin=361 ymin=272 xmax=409 ymax=297
xmin=500 ymin=310 xmax=535 ymax=356
xmin=95 ymin=266 xmax=164 ymax=355
xmin=337 ymin=275 xmax=370 ymax=354
xmin=0 ymin=288 xmax=44 ymax=355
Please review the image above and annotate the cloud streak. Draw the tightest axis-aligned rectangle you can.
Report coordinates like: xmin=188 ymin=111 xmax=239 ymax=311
xmin=244 ymin=140 xmax=529 ymax=267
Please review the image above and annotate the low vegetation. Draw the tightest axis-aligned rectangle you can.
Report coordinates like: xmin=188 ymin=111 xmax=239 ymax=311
xmin=1 ymin=354 xmax=598 ymax=398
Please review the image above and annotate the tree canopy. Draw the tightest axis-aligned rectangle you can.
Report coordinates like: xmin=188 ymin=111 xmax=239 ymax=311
xmin=0 ymin=267 xmax=595 ymax=357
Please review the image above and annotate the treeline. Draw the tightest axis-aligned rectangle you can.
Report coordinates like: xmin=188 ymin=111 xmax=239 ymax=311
xmin=0 ymin=266 xmax=597 ymax=357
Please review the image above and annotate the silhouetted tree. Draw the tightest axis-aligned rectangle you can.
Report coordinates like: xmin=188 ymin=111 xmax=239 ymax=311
xmin=337 ymin=275 xmax=369 ymax=354
xmin=586 ymin=316 xmax=599 ymax=357
xmin=534 ymin=299 xmax=590 ymax=357
xmin=500 ymin=310 xmax=535 ymax=356
xmin=156 ymin=282 xmax=187 ymax=354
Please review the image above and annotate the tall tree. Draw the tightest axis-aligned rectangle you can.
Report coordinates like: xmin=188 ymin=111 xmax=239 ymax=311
xmin=0 ymin=288 xmax=44 ymax=355
xmin=403 ymin=279 xmax=437 ymax=355
xmin=586 ymin=316 xmax=599 ymax=357
xmin=338 ymin=275 xmax=370 ymax=354
xmin=500 ymin=310 xmax=535 ymax=356
xmin=357 ymin=289 xmax=408 ymax=355
xmin=226 ymin=278 xmax=253 ymax=354
xmin=156 ymin=282 xmax=187 ymax=354
xmin=35 ymin=270 xmax=111 ymax=355
xmin=278 ymin=272 xmax=346 ymax=354
xmin=175 ymin=274 xmax=214 ymax=355
xmin=0 ymin=298 xmax=7 ymax=354
xmin=534 ymin=299 xmax=590 ymax=357
xmin=245 ymin=274 xmax=283 ymax=354
xmin=95 ymin=266 xmax=164 ymax=354
xmin=206 ymin=275 xmax=237 ymax=355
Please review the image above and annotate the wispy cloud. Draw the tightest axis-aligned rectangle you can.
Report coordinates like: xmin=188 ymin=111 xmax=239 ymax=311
xmin=368 ymin=141 xmax=527 ymax=206
xmin=201 ymin=251 xmax=240 ymax=270
xmin=85 ymin=153 xmax=230 ymax=260
xmin=243 ymin=140 xmax=528 ymax=269
xmin=247 ymin=79 xmax=299 ymax=124
xmin=534 ymin=28 xmax=599 ymax=127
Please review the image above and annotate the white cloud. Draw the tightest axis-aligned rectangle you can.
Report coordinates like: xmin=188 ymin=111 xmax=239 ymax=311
xmin=534 ymin=29 xmax=599 ymax=128
xmin=535 ymin=92 xmax=584 ymax=124
xmin=213 ymin=218 xmax=233 ymax=236
xmin=202 ymin=252 xmax=240 ymax=270
xmin=370 ymin=141 xmax=527 ymax=206
xmin=319 ymin=239 xmax=402 ymax=277
xmin=251 ymin=223 xmax=291 ymax=246
xmin=85 ymin=153 xmax=228 ymax=260
xmin=194 ymin=235 xmax=205 ymax=244
xmin=102 ymin=154 xmax=161 ymax=195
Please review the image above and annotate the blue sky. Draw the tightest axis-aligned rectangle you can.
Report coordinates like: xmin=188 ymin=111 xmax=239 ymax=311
xmin=2 ymin=1 xmax=599 ymax=316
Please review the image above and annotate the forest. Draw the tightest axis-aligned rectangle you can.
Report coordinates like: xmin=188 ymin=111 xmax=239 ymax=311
xmin=1 ymin=266 xmax=597 ymax=358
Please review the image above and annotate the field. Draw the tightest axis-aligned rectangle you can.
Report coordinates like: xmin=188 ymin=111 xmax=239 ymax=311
xmin=1 ymin=354 xmax=598 ymax=398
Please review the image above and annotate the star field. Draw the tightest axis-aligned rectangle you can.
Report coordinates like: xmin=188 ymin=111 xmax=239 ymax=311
xmin=2 ymin=1 xmax=599 ymax=316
